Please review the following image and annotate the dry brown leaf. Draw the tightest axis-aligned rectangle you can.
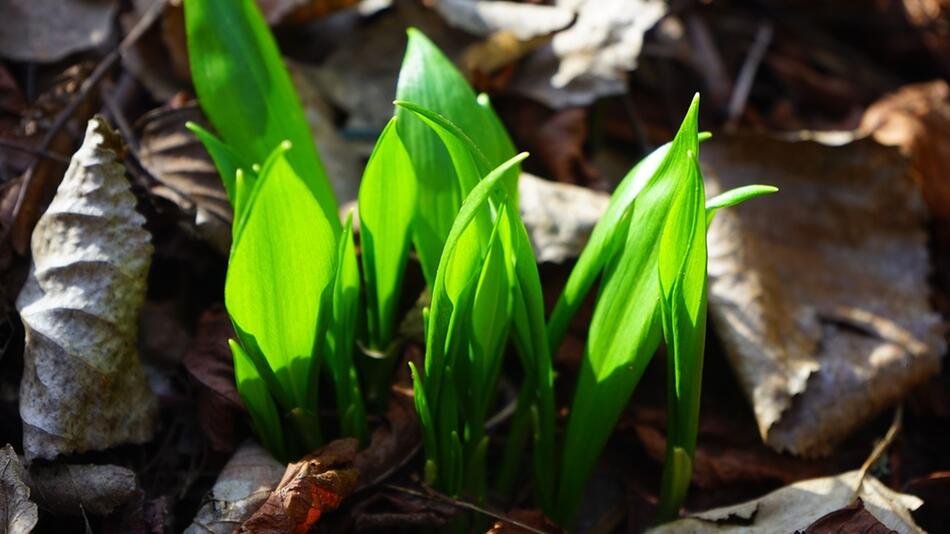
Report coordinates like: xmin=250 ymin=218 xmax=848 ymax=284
xmin=510 ymin=0 xmax=668 ymax=108
xmin=138 ymin=98 xmax=232 ymax=254
xmin=12 ymin=63 xmax=99 ymax=256
xmin=0 ymin=0 xmax=117 ymax=62
xmin=653 ymin=471 xmax=923 ymax=534
xmin=861 ymin=80 xmax=950 ymax=219
xmin=182 ymin=305 xmax=243 ymax=454
xmin=259 ymin=0 xmax=360 ymax=25
xmin=0 ymin=444 xmax=38 ymax=534
xmin=124 ymin=0 xmax=191 ymax=102
xmin=240 ymin=438 xmax=360 ymax=533
xmin=488 ymin=509 xmax=563 ymax=533
xmin=16 ymin=117 xmax=157 ymax=461
xmin=433 ymin=0 xmax=574 ymax=40
xmin=703 ymin=134 xmax=945 ymax=456
xmin=802 ymin=498 xmax=897 ymax=534
xmin=518 ymin=172 xmax=609 ymax=263
xmin=27 ymin=463 xmax=139 ymax=516
xmin=184 ymin=441 xmax=286 ymax=534
xmin=533 ymin=109 xmax=599 ymax=185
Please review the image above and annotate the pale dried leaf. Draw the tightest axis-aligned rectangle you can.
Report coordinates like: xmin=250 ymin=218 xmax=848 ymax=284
xmin=17 ymin=117 xmax=157 ymax=461
xmin=433 ymin=0 xmax=574 ymax=40
xmin=138 ymin=100 xmax=232 ymax=254
xmin=653 ymin=471 xmax=924 ymax=534
xmin=510 ymin=0 xmax=668 ymax=108
xmin=184 ymin=441 xmax=285 ymax=534
xmin=0 ymin=0 xmax=117 ymax=62
xmin=0 ymin=445 xmax=38 ymax=534
xmin=518 ymin=172 xmax=608 ymax=263
xmin=703 ymin=134 xmax=945 ymax=456
xmin=27 ymin=464 xmax=139 ymax=516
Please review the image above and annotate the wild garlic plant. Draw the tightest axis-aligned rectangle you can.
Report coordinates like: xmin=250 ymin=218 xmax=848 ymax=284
xmin=184 ymin=0 xmax=776 ymax=525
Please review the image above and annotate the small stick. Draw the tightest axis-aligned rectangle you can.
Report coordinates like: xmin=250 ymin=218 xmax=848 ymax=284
xmin=0 ymin=139 xmax=70 ymax=164
xmin=852 ymin=404 xmax=902 ymax=499
xmin=726 ymin=23 xmax=773 ymax=131
xmin=4 ymin=0 xmax=167 ymax=246
xmin=382 ymin=484 xmax=549 ymax=534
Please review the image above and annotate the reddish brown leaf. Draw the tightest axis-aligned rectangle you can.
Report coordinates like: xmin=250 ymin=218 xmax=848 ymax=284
xmin=240 ymin=438 xmax=360 ymax=534
xmin=802 ymin=498 xmax=896 ymax=534
xmin=488 ymin=509 xmax=563 ymax=534
xmin=534 ymin=108 xmax=599 ymax=186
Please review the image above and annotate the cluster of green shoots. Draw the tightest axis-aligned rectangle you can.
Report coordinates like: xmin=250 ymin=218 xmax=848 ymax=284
xmin=184 ymin=0 xmax=775 ymax=526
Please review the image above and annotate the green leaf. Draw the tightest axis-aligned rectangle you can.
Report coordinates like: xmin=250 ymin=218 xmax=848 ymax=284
xmin=225 ymin=150 xmax=336 ymax=411
xmin=554 ymin=95 xmax=703 ymax=524
xmin=186 ymin=122 xmax=250 ymax=206
xmin=705 ymin=184 xmax=778 ymax=225
xmin=231 ymin=339 xmax=287 ymax=460
xmin=183 ymin=0 xmax=339 ymax=231
xmin=327 ymin=213 xmax=368 ymax=443
xmin=395 ymin=29 xmax=517 ymax=285
xmin=359 ymin=118 xmax=418 ymax=350
xmin=409 ymin=361 xmax=438 ymax=484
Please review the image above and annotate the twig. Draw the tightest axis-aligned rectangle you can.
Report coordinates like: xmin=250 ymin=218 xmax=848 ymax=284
xmin=726 ymin=23 xmax=773 ymax=131
xmin=382 ymin=484 xmax=549 ymax=534
xmin=852 ymin=405 xmax=903 ymax=499
xmin=0 ymin=139 xmax=70 ymax=164
xmin=4 ymin=0 xmax=167 ymax=246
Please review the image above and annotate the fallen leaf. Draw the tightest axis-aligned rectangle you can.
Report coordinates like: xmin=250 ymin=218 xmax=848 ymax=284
xmin=0 ymin=0 xmax=117 ymax=62
xmin=0 ymin=444 xmax=38 ymax=534
xmin=0 ymin=65 xmax=31 ymax=179
xmin=518 ymin=172 xmax=609 ymax=263
xmin=703 ymin=134 xmax=946 ymax=456
xmin=488 ymin=508 xmax=563 ymax=533
xmin=533 ymin=108 xmax=598 ymax=185
xmin=137 ymin=98 xmax=232 ymax=254
xmin=433 ymin=0 xmax=574 ymax=40
xmin=802 ymin=498 xmax=897 ymax=534
xmin=17 ymin=116 xmax=157 ymax=461
xmin=240 ymin=438 xmax=360 ymax=533
xmin=184 ymin=441 xmax=286 ymax=534
xmin=510 ymin=0 xmax=669 ymax=108
xmin=902 ymin=471 xmax=950 ymax=532
xmin=124 ymin=0 xmax=191 ymax=102
xmin=654 ymin=471 xmax=924 ymax=534
xmin=182 ymin=304 xmax=243 ymax=454
xmin=259 ymin=0 xmax=360 ymax=25
xmin=899 ymin=0 xmax=950 ymax=75
xmin=861 ymin=80 xmax=950 ymax=219
xmin=27 ymin=463 xmax=140 ymax=516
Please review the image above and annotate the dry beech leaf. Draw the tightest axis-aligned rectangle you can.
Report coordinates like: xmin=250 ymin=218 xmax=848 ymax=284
xmin=17 ymin=116 xmax=157 ymax=461
xmin=0 ymin=444 xmax=38 ymax=534
xmin=518 ymin=172 xmax=609 ymax=263
xmin=27 ymin=463 xmax=139 ymax=516
xmin=703 ymin=134 xmax=945 ymax=456
xmin=138 ymin=99 xmax=232 ymax=254
xmin=433 ymin=0 xmax=574 ymax=40
xmin=653 ymin=471 xmax=924 ymax=534
xmin=184 ymin=441 xmax=285 ymax=534
xmin=240 ymin=438 xmax=360 ymax=533
xmin=510 ymin=0 xmax=668 ymax=109
xmin=861 ymin=80 xmax=950 ymax=219
xmin=0 ymin=0 xmax=117 ymax=62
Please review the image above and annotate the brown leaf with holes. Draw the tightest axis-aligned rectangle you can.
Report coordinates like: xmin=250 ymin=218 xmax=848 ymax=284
xmin=138 ymin=98 xmax=232 ymax=254
xmin=861 ymin=80 xmax=950 ymax=219
xmin=704 ymin=134 xmax=945 ymax=456
xmin=240 ymin=438 xmax=360 ymax=533
xmin=182 ymin=304 xmax=242 ymax=453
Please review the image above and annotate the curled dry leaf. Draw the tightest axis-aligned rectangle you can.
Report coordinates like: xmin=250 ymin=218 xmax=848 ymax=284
xmin=802 ymin=498 xmax=900 ymax=534
xmin=138 ymin=99 xmax=232 ymax=254
xmin=861 ymin=80 xmax=950 ymax=219
xmin=0 ymin=444 xmax=38 ymax=534
xmin=17 ymin=116 xmax=157 ymax=461
xmin=0 ymin=0 xmax=117 ymax=62
xmin=653 ymin=471 xmax=924 ymax=534
xmin=518 ymin=172 xmax=609 ymax=263
xmin=27 ymin=463 xmax=139 ymax=516
xmin=240 ymin=438 xmax=360 ymax=533
xmin=184 ymin=441 xmax=285 ymax=534
xmin=703 ymin=134 xmax=945 ymax=456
